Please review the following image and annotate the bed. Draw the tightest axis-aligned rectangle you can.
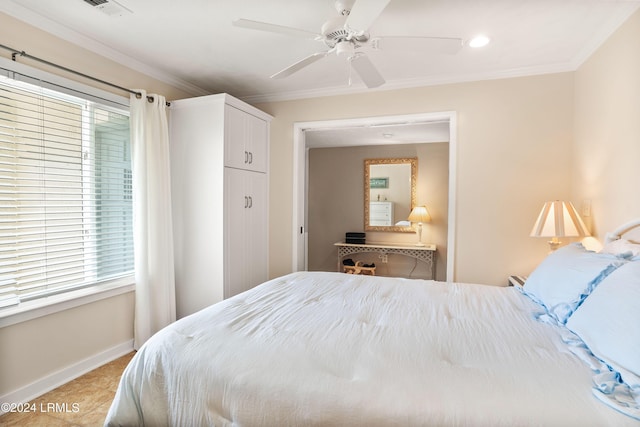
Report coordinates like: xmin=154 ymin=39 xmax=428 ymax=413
xmin=105 ymin=220 xmax=640 ymax=426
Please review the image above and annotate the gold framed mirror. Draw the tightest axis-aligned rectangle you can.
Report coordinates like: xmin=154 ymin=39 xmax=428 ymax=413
xmin=364 ymin=158 xmax=417 ymax=232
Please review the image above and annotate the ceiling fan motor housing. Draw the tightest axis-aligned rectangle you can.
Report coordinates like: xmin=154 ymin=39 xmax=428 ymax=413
xmin=321 ymin=16 xmax=349 ymax=46
xmin=321 ymin=15 xmax=369 ymax=49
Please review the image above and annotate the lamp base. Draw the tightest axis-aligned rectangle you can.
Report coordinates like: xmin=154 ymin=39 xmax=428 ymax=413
xmin=547 ymin=238 xmax=561 ymax=252
xmin=414 ymin=222 xmax=425 ymax=246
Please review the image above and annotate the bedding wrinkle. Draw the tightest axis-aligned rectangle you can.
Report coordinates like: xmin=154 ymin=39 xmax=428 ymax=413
xmin=106 ymin=272 xmax=640 ymax=426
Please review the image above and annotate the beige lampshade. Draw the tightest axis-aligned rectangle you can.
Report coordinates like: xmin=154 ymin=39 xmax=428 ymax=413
xmin=408 ymin=205 xmax=431 ymax=223
xmin=530 ymin=201 xmax=590 ymax=238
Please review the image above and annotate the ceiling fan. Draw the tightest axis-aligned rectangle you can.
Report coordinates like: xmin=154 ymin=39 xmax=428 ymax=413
xmin=233 ymin=0 xmax=464 ymax=89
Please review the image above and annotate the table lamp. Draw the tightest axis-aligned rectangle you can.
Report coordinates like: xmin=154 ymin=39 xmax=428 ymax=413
xmin=530 ymin=200 xmax=590 ymax=251
xmin=408 ymin=205 xmax=431 ymax=247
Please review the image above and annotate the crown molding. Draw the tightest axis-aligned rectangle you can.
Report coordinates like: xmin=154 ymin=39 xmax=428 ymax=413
xmin=240 ymin=62 xmax=577 ymax=104
xmin=569 ymin=2 xmax=640 ymax=69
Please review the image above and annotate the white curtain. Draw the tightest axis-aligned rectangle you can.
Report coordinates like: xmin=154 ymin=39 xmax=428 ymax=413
xmin=130 ymin=90 xmax=176 ymax=349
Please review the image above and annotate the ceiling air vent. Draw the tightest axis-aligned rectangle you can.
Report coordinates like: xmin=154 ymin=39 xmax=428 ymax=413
xmin=83 ymin=0 xmax=109 ymax=6
xmin=82 ymin=0 xmax=132 ymax=17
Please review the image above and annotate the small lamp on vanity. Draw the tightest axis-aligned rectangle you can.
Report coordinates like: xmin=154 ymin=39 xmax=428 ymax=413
xmin=408 ymin=205 xmax=431 ymax=247
xmin=530 ymin=200 xmax=590 ymax=251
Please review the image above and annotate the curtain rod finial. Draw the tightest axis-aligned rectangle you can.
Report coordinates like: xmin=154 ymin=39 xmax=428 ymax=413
xmin=11 ymin=51 xmax=25 ymax=61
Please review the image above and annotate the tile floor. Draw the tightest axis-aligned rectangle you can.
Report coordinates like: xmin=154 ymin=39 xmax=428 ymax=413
xmin=0 ymin=352 xmax=135 ymax=427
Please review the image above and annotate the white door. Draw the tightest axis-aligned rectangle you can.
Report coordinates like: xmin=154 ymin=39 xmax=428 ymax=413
xmin=224 ymin=106 xmax=268 ymax=174
xmin=224 ymin=106 xmax=247 ymax=170
xmin=245 ymin=114 xmax=268 ymax=173
xmin=245 ymin=170 xmax=268 ymax=291
xmin=224 ymin=168 xmax=268 ymax=298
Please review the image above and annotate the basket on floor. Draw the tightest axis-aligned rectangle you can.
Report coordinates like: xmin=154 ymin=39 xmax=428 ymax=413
xmin=343 ymin=260 xmax=376 ymax=276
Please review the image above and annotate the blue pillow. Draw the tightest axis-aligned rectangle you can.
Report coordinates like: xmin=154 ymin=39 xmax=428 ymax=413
xmin=523 ymin=243 xmax=623 ymax=323
xmin=566 ymin=261 xmax=640 ymax=390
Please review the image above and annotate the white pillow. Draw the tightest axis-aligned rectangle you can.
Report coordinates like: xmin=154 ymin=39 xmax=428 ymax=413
xmin=566 ymin=261 xmax=640 ymax=389
xmin=599 ymin=238 xmax=640 ymax=258
xmin=523 ymin=243 xmax=622 ymax=324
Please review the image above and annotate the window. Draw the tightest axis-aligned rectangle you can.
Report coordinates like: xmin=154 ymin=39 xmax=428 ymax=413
xmin=0 ymin=73 xmax=133 ymax=309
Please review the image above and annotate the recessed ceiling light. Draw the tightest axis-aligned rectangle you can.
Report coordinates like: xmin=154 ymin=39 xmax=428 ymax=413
xmin=383 ymin=133 xmax=393 ymax=138
xmin=469 ymin=35 xmax=490 ymax=48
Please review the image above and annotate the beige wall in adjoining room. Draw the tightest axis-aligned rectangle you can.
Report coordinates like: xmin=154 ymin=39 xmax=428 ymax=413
xmin=258 ymin=72 xmax=575 ymax=285
xmin=308 ymin=143 xmax=449 ymax=281
xmin=573 ymin=8 xmax=640 ymax=236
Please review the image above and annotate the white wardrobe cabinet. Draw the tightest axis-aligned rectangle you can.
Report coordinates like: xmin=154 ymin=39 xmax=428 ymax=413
xmin=169 ymin=93 xmax=272 ymax=319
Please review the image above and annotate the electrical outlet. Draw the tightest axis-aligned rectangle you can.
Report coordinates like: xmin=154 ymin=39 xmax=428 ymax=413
xmin=582 ymin=199 xmax=591 ymax=217
xmin=380 ymin=254 xmax=388 ymax=263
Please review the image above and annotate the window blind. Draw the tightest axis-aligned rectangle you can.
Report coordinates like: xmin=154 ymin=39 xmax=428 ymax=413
xmin=0 ymin=74 xmax=133 ymax=308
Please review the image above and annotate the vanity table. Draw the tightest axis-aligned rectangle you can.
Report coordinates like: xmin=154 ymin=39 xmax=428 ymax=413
xmin=334 ymin=242 xmax=437 ymax=280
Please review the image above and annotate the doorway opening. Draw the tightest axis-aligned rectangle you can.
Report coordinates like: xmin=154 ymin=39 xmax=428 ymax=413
xmin=292 ymin=111 xmax=457 ymax=281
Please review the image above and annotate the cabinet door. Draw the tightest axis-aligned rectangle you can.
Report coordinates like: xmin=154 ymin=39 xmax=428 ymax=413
xmin=224 ymin=106 xmax=247 ymax=170
xmin=224 ymin=168 xmax=268 ymax=298
xmin=245 ymin=114 xmax=268 ymax=173
xmin=224 ymin=106 xmax=268 ymax=173
xmin=245 ymin=170 xmax=268 ymax=289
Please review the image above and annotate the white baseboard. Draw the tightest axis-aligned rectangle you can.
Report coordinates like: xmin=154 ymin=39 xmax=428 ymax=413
xmin=0 ymin=340 xmax=134 ymax=414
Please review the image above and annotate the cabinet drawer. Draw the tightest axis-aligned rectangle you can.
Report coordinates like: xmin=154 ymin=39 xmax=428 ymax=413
xmin=369 ymin=202 xmax=394 ymax=226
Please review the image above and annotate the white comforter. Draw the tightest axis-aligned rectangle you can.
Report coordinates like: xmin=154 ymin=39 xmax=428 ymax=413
xmin=105 ymin=272 xmax=638 ymax=426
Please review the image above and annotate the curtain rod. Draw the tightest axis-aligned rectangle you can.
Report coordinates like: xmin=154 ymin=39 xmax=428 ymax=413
xmin=0 ymin=43 xmax=170 ymax=106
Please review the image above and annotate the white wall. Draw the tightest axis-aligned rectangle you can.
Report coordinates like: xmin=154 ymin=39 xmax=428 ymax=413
xmin=573 ymin=9 xmax=640 ymax=235
xmin=0 ymin=293 xmax=134 ymax=399
xmin=258 ymin=73 xmax=575 ymax=285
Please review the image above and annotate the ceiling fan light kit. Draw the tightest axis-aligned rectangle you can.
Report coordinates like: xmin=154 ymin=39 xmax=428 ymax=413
xmin=336 ymin=40 xmax=355 ymax=57
xmin=233 ymin=0 xmax=470 ymax=89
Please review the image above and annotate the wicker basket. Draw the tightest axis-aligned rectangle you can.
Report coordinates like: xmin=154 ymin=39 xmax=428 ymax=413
xmin=343 ymin=261 xmax=376 ymax=276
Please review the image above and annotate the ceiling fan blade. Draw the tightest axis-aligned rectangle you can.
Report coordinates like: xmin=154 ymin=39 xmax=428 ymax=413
xmin=270 ymin=51 xmax=331 ymax=79
xmin=373 ymin=36 xmax=464 ymax=55
xmin=345 ymin=0 xmax=391 ymax=32
xmin=350 ymin=54 xmax=385 ymax=88
xmin=233 ymin=18 xmax=320 ymax=39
